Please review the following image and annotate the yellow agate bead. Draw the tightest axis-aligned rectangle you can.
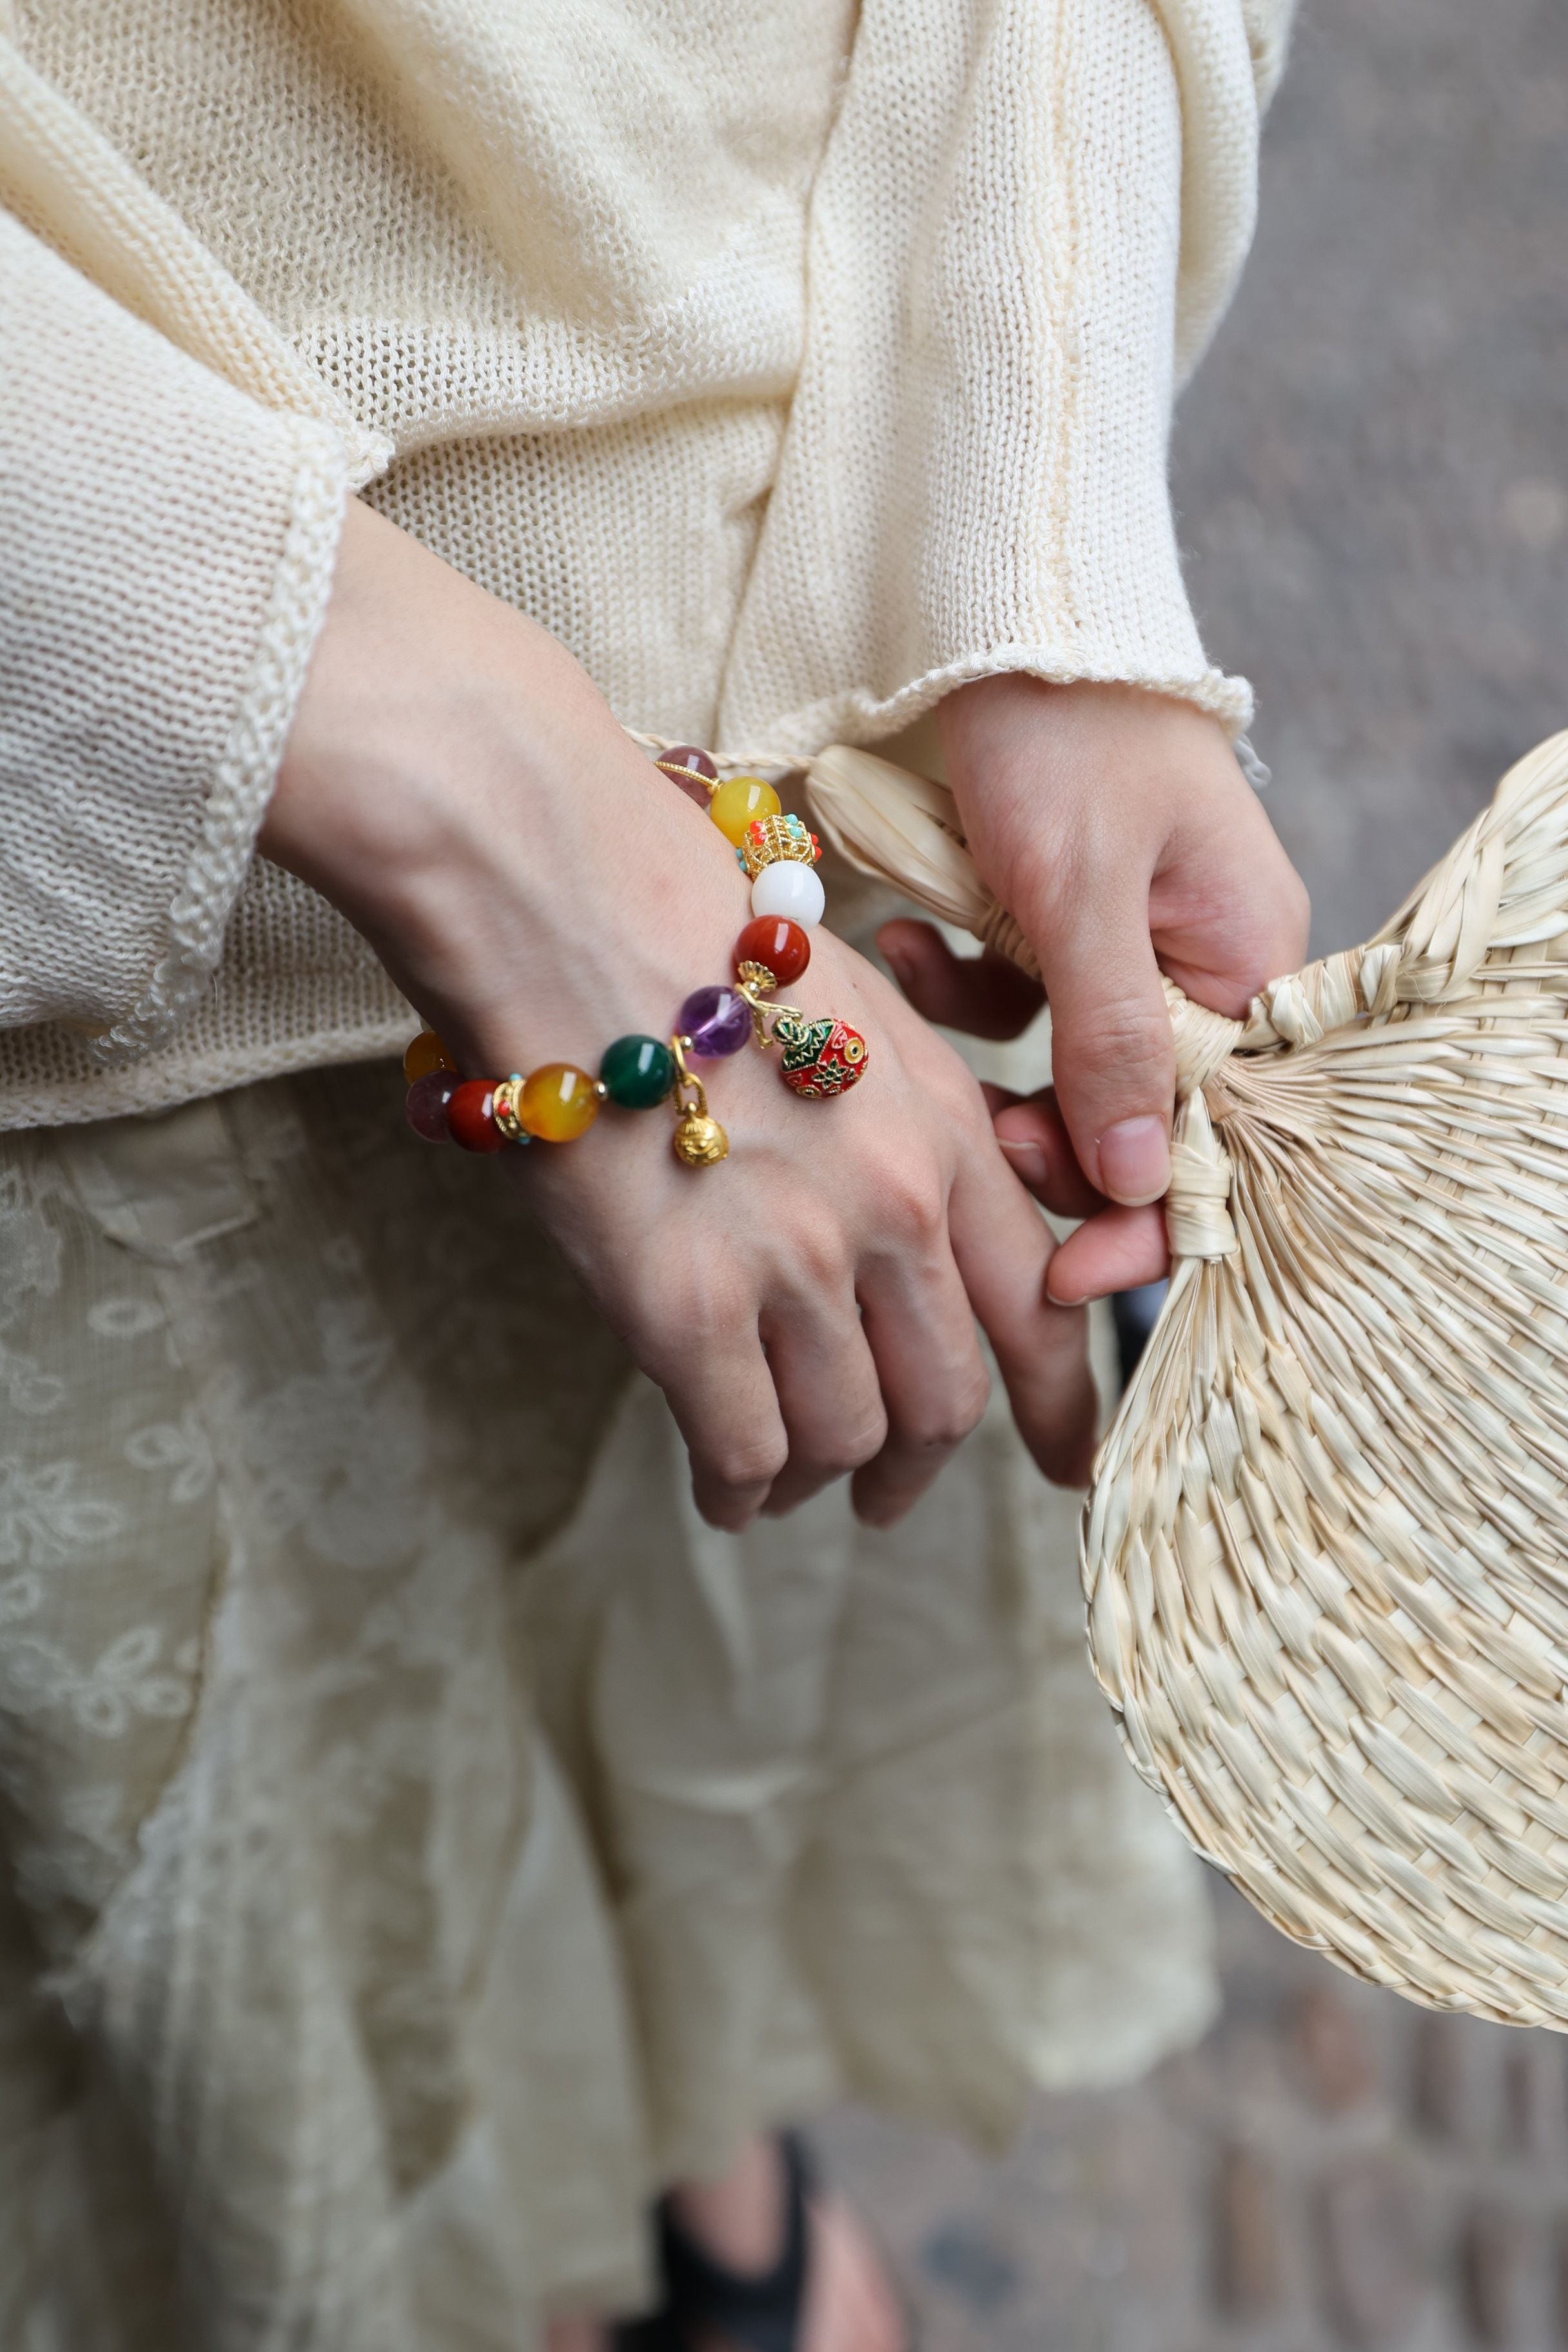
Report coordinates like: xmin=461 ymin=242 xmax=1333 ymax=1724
xmin=403 ymin=1029 xmax=456 ymax=1083
xmin=520 ymin=1063 xmax=602 ymax=1142
xmin=708 ymin=775 xmax=781 ymax=846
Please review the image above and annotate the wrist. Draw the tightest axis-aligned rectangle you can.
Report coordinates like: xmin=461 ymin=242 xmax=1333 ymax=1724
xmin=266 ymin=504 xmax=691 ymax=1037
xmin=266 ymin=499 xmax=599 ymax=909
xmin=266 ymin=505 xmax=867 ymax=1088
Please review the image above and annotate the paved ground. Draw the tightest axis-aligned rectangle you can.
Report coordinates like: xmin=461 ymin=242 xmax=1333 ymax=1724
xmin=820 ymin=1884 xmax=1568 ymax=2352
xmin=816 ymin=1 xmax=1568 ymax=2343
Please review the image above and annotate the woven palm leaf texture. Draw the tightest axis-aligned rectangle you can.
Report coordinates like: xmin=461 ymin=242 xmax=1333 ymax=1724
xmin=808 ymin=729 xmax=1568 ymax=2027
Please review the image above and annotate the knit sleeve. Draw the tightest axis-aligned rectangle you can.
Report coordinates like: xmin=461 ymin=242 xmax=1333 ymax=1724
xmin=0 ymin=208 xmax=346 ymax=1061
xmin=717 ymin=0 xmax=1291 ymax=755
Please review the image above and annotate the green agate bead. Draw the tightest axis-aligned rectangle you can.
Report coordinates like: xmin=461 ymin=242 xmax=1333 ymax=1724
xmin=600 ymin=1034 xmax=676 ymax=1109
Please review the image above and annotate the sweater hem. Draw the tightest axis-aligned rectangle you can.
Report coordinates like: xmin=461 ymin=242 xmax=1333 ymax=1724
xmin=0 ymin=1012 xmax=412 ymax=1132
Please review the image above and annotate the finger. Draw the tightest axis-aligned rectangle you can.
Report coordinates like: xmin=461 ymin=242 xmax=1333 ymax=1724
xmin=1030 ymin=860 xmax=1175 ymax=1210
xmin=758 ymin=1282 xmax=888 ymax=1518
xmin=643 ymin=1273 xmax=790 ymax=1532
xmin=877 ymin=920 xmax=1044 ymax=1041
xmin=948 ymin=1141 xmax=1099 ymax=1487
xmin=990 ymin=1088 xmax=1104 ymax=1219
xmin=1047 ymin=1204 xmax=1170 ymax=1304
xmin=850 ymin=1248 xmax=992 ymax=1528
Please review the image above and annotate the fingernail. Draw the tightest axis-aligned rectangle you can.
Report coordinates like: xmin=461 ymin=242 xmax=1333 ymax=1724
xmin=1097 ymin=1116 xmax=1170 ymax=1206
xmin=997 ymin=1135 xmax=1048 ymax=1188
xmin=881 ymin=948 xmax=912 ymax=990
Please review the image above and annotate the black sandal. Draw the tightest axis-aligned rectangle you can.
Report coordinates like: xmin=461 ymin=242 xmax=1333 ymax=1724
xmin=616 ymin=2133 xmax=812 ymax=2352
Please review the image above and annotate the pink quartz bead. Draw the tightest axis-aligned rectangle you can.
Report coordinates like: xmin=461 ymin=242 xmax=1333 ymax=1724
xmin=656 ymin=745 xmax=718 ymax=810
xmin=405 ymin=1070 xmax=459 ymax=1142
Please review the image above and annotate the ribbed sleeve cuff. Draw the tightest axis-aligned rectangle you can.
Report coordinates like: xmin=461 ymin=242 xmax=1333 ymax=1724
xmin=93 ymin=420 xmax=346 ymax=1064
xmin=0 ymin=210 xmax=348 ymax=1059
xmin=740 ymin=645 xmax=1253 ymax=766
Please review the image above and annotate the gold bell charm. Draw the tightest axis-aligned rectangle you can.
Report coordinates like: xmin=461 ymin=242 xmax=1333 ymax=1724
xmin=669 ymin=1035 xmax=729 ymax=1168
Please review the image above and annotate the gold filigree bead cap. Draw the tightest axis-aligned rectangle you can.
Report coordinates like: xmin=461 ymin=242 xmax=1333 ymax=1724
xmin=736 ymin=812 xmax=820 ymax=881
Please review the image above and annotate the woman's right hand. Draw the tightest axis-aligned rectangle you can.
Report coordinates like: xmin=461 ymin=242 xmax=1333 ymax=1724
xmin=262 ymin=499 xmax=1099 ymax=1529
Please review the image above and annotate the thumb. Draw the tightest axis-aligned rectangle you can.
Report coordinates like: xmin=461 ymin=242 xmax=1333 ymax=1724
xmin=1034 ymin=877 xmax=1175 ymax=1206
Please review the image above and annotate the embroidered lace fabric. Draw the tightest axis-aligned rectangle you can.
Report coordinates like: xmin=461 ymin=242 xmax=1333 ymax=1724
xmin=0 ymin=1058 xmax=1214 ymax=2348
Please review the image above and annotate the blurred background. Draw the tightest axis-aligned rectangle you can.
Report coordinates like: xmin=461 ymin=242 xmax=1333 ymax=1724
xmin=816 ymin=0 xmax=1568 ymax=2343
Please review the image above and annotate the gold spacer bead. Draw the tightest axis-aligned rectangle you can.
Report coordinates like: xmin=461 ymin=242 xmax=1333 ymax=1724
xmin=491 ymin=1076 xmax=529 ymax=1144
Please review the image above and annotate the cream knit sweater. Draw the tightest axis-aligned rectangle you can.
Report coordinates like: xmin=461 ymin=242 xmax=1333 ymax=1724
xmin=0 ymin=0 xmax=1290 ymax=1130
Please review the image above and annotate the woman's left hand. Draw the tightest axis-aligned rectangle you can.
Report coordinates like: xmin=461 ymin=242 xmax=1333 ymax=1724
xmin=878 ymin=673 xmax=1311 ymax=1304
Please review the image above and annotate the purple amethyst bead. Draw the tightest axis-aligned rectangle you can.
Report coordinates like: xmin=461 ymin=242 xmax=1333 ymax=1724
xmin=405 ymin=1070 xmax=459 ymax=1141
xmin=678 ymin=984 xmax=752 ymax=1057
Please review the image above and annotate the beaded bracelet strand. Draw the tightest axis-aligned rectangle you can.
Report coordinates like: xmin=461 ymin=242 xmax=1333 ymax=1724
xmin=402 ymin=741 xmax=868 ymax=1169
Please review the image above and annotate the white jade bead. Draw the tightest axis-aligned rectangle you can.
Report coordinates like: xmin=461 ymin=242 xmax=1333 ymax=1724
xmin=750 ymin=860 xmax=826 ymax=926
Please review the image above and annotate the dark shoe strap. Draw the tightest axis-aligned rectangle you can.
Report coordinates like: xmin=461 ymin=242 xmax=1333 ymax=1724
xmin=652 ymin=2133 xmax=812 ymax=2352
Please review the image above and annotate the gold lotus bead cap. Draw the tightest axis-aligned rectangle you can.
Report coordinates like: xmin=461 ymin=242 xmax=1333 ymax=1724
xmin=737 ymin=812 xmax=821 ymax=881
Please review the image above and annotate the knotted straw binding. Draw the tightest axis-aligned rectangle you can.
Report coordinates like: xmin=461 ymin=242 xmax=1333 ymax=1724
xmin=808 ymin=730 xmax=1568 ymax=2027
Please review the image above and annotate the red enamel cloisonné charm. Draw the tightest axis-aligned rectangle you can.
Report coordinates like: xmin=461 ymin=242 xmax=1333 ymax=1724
xmin=774 ymin=1013 xmax=869 ymax=1099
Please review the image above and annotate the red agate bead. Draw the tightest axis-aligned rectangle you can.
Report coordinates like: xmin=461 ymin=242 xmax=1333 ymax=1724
xmin=446 ymin=1079 xmax=508 ymax=1153
xmin=734 ymin=915 xmax=810 ymax=987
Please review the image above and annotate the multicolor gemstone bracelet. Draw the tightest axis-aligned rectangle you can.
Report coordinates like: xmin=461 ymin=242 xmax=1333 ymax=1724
xmin=402 ymin=743 xmax=868 ymax=1170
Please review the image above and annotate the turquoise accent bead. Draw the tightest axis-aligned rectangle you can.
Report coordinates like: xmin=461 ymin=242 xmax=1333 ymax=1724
xmin=600 ymin=1034 xmax=676 ymax=1109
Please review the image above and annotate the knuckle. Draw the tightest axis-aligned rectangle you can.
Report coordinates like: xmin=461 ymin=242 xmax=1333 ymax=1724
xmin=951 ymin=1361 xmax=994 ymax=1437
xmin=645 ymin=1253 xmax=747 ymax=1355
xmin=685 ymin=1263 xmax=751 ymax=1344
xmin=899 ymin=1362 xmax=990 ymax=1454
xmin=871 ymin=1162 xmax=947 ymax=1248
xmin=1077 ymin=997 xmax=1173 ymax=1076
xmin=625 ymin=1257 xmax=754 ymax=1393
xmin=787 ymin=1224 xmax=854 ymax=1295
xmin=798 ymin=1409 xmax=890 ymax=1483
xmin=705 ymin=1432 xmax=789 ymax=1493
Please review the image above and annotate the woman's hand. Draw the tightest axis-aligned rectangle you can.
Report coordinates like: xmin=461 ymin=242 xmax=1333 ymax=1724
xmin=882 ymin=674 xmax=1309 ymax=1305
xmin=263 ymin=501 xmax=1099 ymax=1526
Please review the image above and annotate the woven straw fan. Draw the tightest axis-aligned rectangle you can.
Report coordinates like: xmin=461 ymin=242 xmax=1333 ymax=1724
xmin=806 ymin=729 xmax=1568 ymax=2029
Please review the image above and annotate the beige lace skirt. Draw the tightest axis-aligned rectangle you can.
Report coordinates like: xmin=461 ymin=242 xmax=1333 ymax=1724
xmin=0 ymin=1060 xmax=1213 ymax=2350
